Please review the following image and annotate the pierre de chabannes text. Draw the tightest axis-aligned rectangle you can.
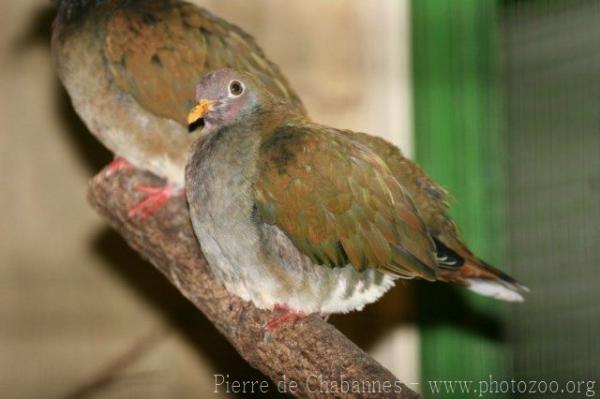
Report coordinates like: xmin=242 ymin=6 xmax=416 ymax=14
xmin=214 ymin=374 xmax=405 ymax=395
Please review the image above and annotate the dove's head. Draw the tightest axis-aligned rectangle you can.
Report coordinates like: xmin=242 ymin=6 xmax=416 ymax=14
xmin=188 ymin=68 xmax=275 ymax=131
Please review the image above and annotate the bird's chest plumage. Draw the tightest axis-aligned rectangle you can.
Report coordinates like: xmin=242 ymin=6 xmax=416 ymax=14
xmin=186 ymin=129 xmax=396 ymax=314
xmin=186 ymin=130 xmax=269 ymax=303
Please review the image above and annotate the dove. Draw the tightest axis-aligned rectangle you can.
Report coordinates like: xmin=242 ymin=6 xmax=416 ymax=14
xmin=185 ymin=69 xmax=527 ymax=329
xmin=52 ymin=0 xmax=305 ymax=218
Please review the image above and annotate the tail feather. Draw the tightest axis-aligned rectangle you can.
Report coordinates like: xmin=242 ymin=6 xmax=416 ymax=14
xmin=466 ymin=277 xmax=528 ymax=302
xmin=437 ymin=259 xmax=529 ymax=302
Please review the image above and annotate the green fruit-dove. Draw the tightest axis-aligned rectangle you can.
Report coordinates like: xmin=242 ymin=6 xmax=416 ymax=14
xmin=186 ymin=69 xmax=527 ymax=327
xmin=52 ymin=0 xmax=305 ymax=218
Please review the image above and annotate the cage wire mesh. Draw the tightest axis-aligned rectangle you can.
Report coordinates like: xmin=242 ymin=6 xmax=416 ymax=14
xmin=503 ymin=0 xmax=600 ymax=391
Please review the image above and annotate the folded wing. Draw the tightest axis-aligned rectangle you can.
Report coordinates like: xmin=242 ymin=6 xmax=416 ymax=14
xmin=256 ymin=124 xmax=439 ymax=281
xmin=104 ymin=0 xmax=305 ymax=125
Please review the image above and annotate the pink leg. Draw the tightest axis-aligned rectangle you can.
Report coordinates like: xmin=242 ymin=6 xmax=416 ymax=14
xmin=104 ymin=157 xmax=132 ymax=177
xmin=265 ymin=304 xmax=305 ymax=332
xmin=128 ymin=184 xmax=183 ymax=220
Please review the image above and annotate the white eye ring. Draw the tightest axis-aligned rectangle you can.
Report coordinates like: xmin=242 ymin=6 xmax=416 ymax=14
xmin=229 ymin=80 xmax=244 ymax=97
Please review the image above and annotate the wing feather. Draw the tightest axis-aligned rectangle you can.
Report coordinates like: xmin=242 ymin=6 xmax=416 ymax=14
xmin=103 ymin=0 xmax=304 ymax=125
xmin=256 ymin=124 xmax=438 ymax=280
xmin=348 ymin=132 xmax=472 ymax=257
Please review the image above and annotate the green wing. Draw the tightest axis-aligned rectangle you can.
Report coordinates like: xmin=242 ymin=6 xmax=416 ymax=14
xmin=256 ymin=124 xmax=438 ymax=281
xmin=103 ymin=0 xmax=305 ymax=125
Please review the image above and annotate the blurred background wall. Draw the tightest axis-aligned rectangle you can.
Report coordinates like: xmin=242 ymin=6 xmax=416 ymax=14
xmin=412 ymin=1 xmax=600 ymax=398
xmin=411 ymin=0 xmax=510 ymax=393
xmin=0 ymin=1 xmax=417 ymax=398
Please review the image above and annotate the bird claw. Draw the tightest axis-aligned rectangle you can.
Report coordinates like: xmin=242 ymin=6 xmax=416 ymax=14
xmin=128 ymin=184 xmax=182 ymax=219
xmin=104 ymin=157 xmax=132 ymax=177
xmin=264 ymin=304 xmax=305 ymax=332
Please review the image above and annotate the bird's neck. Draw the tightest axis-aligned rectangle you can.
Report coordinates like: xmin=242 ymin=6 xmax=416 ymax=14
xmin=186 ymin=106 xmax=292 ymax=222
xmin=187 ymin=124 xmax=263 ymax=221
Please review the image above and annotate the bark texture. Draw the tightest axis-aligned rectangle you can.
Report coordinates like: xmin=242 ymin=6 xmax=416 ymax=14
xmin=87 ymin=169 xmax=420 ymax=399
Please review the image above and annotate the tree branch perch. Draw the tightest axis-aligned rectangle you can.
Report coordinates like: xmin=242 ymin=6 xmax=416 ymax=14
xmin=87 ymin=168 xmax=420 ymax=399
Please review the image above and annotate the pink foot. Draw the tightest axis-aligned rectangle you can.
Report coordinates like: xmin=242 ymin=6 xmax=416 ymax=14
xmin=105 ymin=157 xmax=132 ymax=177
xmin=265 ymin=304 xmax=305 ymax=332
xmin=128 ymin=185 xmax=183 ymax=219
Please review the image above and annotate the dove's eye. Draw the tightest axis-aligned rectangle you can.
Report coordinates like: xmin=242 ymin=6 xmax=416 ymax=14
xmin=229 ymin=80 xmax=244 ymax=96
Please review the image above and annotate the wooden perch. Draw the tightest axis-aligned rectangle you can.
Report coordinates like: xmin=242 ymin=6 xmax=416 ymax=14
xmin=88 ymin=168 xmax=420 ymax=399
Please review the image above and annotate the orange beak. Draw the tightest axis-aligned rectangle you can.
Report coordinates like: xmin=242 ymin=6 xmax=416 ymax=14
xmin=187 ymin=99 xmax=216 ymax=126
